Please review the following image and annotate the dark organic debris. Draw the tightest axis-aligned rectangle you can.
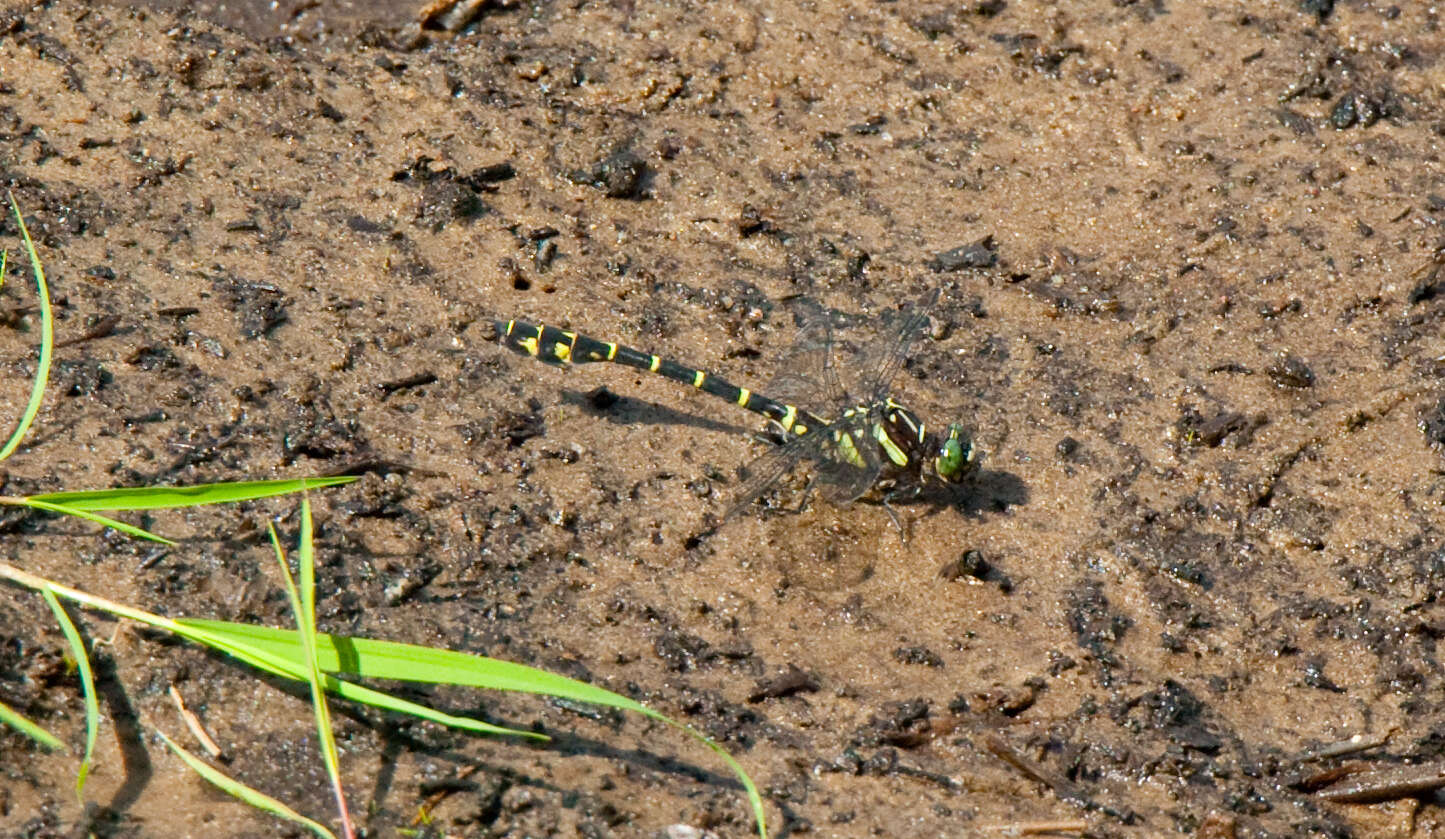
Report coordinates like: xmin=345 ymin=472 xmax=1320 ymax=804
xmin=747 ymin=664 xmax=820 ymax=702
xmin=982 ymin=735 xmax=1137 ymax=823
xmin=495 ymin=408 xmax=544 ymax=446
xmin=1191 ymin=410 xmax=1266 ymax=448
xmin=928 ymin=236 xmax=997 ymax=272
xmin=855 ymin=699 xmax=932 ymax=749
xmin=211 ymin=274 xmax=288 ymax=338
xmin=56 ymin=314 xmax=120 ymax=347
xmin=1266 ymin=355 xmax=1314 ymax=388
xmin=126 ymin=344 xmax=181 ymax=371
xmin=55 ymin=359 xmax=112 ymax=397
xmin=738 ymin=203 xmax=781 ymax=238
xmin=1316 ymin=762 xmax=1445 ymax=804
xmin=1407 ymin=243 xmax=1445 ymax=303
xmin=377 ymin=371 xmax=437 ymax=398
xmin=1135 ymin=680 xmax=1222 ymax=753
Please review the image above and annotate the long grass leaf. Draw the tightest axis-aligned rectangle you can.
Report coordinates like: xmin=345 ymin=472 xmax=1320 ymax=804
xmin=28 ymin=476 xmax=358 ymax=511
xmin=177 ymin=620 xmax=768 ymax=835
xmin=0 ymin=564 xmax=538 ymax=739
xmin=0 ymin=195 xmax=54 ymax=461
xmin=178 ymin=622 xmax=655 ymax=710
xmin=0 ymin=696 xmax=65 ymax=751
xmin=271 ymin=500 xmax=353 ymax=837
xmin=155 ymin=729 xmax=338 ymax=839
xmin=20 ymin=499 xmax=175 ymax=544
xmin=41 ymin=587 xmax=98 ymax=801
xmin=1 ymin=564 xmax=765 ymax=835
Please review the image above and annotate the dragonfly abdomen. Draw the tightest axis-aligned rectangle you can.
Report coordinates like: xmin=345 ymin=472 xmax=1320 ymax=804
xmin=496 ymin=318 xmax=822 ymax=435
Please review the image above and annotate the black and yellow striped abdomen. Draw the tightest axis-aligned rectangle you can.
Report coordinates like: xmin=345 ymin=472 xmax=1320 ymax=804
xmin=496 ymin=319 xmax=825 ymax=437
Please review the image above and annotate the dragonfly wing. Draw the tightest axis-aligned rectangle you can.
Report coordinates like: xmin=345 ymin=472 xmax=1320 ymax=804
xmin=726 ymin=430 xmax=823 ymax=519
xmin=858 ymin=288 xmax=941 ymax=403
xmin=765 ymin=299 xmax=852 ymax=411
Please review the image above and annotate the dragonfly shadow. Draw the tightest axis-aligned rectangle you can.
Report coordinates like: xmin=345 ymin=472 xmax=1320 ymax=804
xmin=559 ymin=388 xmax=756 ymax=438
xmin=915 ymin=466 xmax=1029 ymax=517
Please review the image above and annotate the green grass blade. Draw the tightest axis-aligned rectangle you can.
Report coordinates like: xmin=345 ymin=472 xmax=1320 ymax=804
xmin=177 ymin=621 xmax=768 ymax=836
xmin=0 ymin=195 xmax=54 ymax=462
xmin=20 ymin=499 xmax=175 ymax=544
xmin=174 ymin=621 xmax=652 ymax=708
xmin=155 ymin=729 xmax=338 ymax=839
xmin=174 ymin=619 xmax=542 ymax=739
xmin=0 ymin=696 xmax=64 ymax=751
xmin=41 ymin=587 xmax=98 ymax=801
xmin=28 ymin=476 xmax=358 ymax=511
xmin=270 ymin=499 xmax=353 ymax=838
xmin=0 ymin=564 xmax=538 ymax=740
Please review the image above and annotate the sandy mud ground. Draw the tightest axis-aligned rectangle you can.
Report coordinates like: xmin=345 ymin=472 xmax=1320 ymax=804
xmin=3 ymin=0 xmax=1445 ymax=836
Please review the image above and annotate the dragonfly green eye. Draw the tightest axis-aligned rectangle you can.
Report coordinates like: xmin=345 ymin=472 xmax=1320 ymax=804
xmin=935 ymin=423 xmax=979 ymax=482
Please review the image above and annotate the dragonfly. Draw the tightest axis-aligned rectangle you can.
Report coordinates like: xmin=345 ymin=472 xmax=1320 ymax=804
xmin=495 ymin=288 xmax=979 ymax=527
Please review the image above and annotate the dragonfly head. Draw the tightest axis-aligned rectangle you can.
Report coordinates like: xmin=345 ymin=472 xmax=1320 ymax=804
xmin=934 ymin=423 xmax=980 ymax=483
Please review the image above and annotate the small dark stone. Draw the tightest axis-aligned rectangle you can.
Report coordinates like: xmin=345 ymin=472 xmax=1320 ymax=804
xmin=1419 ymin=397 xmax=1445 ymax=448
xmin=1329 ymin=95 xmax=1357 ymax=130
xmin=892 ymin=646 xmax=944 ymax=667
xmin=1196 ymin=411 xmax=1246 ymax=446
xmin=534 ymin=239 xmax=557 ymax=273
xmin=1267 ymin=355 xmax=1315 ymax=388
xmin=848 ymin=115 xmax=887 ymax=135
xmin=1273 ymin=108 xmax=1314 ymax=136
xmin=1303 ymin=657 xmax=1344 ymax=692
xmin=738 ymin=204 xmax=776 ymax=238
xmin=570 ymin=150 xmax=648 ymax=199
xmin=1055 ymin=436 xmax=1080 ymax=458
xmin=1300 ymin=0 xmax=1334 ymax=18
xmin=469 ymin=161 xmax=516 ymax=183
xmin=1330 ymin=91 xmax=1382 ymax=130
xmin=928 ymin=235 xmax=997 ymax=271
xmin=346 ymin=215 xmax=390 ymax=235
xmin=939 ymin=549 xmax=991 ymax=582
xmin=420 ymin=178 xmax=487 ymax=226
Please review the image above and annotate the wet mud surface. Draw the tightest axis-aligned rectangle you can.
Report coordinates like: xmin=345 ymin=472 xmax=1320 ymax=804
xmin=3 ymin=1 xmax=1445 ymax=836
